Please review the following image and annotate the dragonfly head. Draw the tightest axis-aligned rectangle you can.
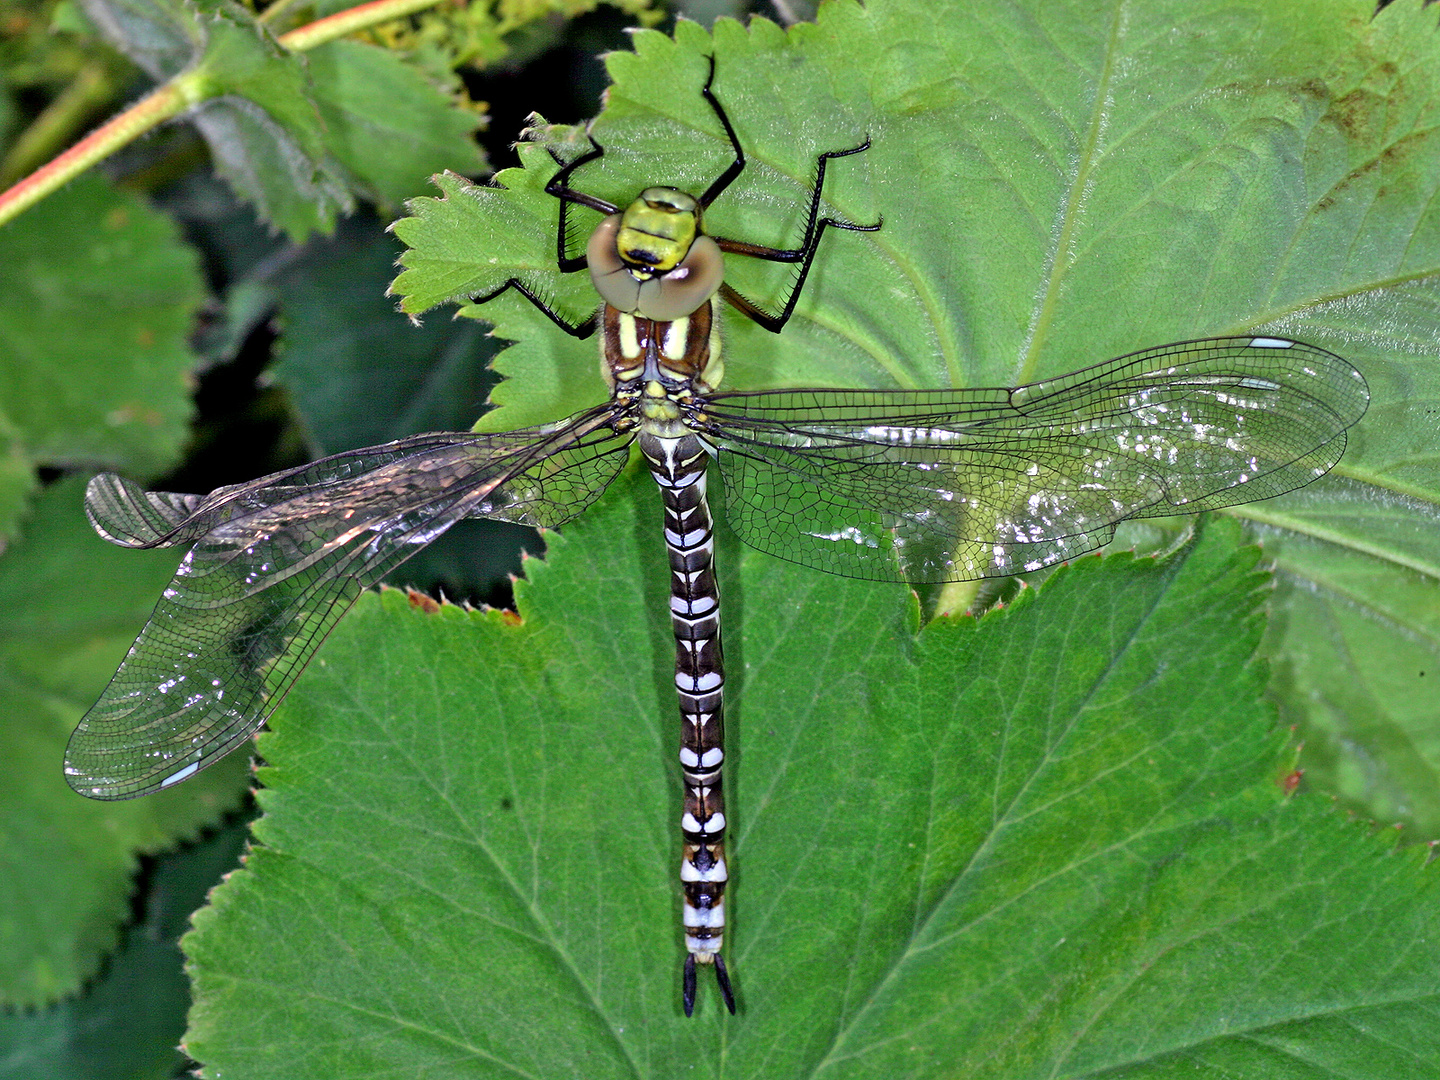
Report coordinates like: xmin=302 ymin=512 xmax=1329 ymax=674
xmin=617 ymin=187 xmax=701 ymax=271
xmin=588 ymin=188 xmax=724 ymax=322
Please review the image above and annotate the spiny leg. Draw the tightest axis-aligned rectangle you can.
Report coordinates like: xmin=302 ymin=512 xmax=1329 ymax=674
xmin=544 ymin=140 xmax=619 ymax=273
xmin=466 ymin=276 xmax=598 ymax=339
xmin=544 ymin=51 xmax=737 ymax=272
xmin=695 ymin=46 xmax=881 ymax=325
xmin=467 ymin=135 xmax=617 ymax=325
xmin=696 ymin=53 xmax=746 ymax=209
xmin=712 ymin=139 xmax=882 ymax=334
xmin=695 ymin=52 xmax=881 ymax=333
xmin=641 ymin=431 xmax=736 ymax=1017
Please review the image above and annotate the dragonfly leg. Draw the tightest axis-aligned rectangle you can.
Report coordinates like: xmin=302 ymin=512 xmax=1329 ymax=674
xmin=711 ymin=140 xmax=881 ymax=334
xmin=544 ymin=139 xmax=620 ymax=273
xmin=696 ymin=54 xmax=746 ymax=210
xmin=467 ymin=277 xmax=598 ymax=338
xmin=692 ymin=51 xmax=877 ymax=336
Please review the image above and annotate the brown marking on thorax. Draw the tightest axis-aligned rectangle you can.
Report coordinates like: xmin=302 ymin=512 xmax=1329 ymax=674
xmin=601 ymin=301 xmax=717 ymax=389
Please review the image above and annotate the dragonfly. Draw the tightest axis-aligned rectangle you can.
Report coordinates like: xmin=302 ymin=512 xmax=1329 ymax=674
xmin=66 ymin=57 xmax=1371 ymax=1018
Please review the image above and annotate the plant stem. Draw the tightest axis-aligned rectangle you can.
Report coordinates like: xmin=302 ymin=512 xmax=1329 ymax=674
xmin=0 ymin=80 xmax=193 ymax=227
xmin=0 ymin=0 xmax=453 ymax=227
xmin=276 ymin=0 xmax=455 ymax=52
xmin=257 ymin=0 xmax=306 ymax=26
xmin=0 ymin=62 xmax=118 ymax=188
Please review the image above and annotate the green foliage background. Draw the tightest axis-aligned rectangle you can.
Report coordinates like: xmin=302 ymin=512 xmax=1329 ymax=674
xmin=1 ymin=0 xmax=1437 ymax=1077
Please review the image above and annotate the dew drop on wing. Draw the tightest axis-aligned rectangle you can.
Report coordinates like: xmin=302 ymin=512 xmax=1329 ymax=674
xmin=804 ymin=526 xmax=880 ymax=548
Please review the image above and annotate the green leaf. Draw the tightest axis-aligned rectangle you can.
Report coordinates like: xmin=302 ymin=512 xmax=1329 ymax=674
xmin=0 ymin=171 xmax=203 ymax=489
xmin=1258 ymin=478 xmax=1440 ymax=832
xmin=182 ymin=470 xmax=1440 ymax=1075
xmin=78 ymin=0 xmax=484 ymax=238
xmin=274 ymin=215 xmax=501 ymax=452
xmin=0 ymin=408 xmax=37 ymax=543
xmin=74 ymin=0 xmax=199 ymax=83
xmin=77 ymin=0 xmax=346 ymax=236
xmin=0 ymin=478 xmax=250 ymax=1007
xmin=392 ymin=0 xmax=1440 ymax=833
xmin=271 ymin=214 xmax=530 ymax=598
xmin=302 ymin=39 xmax=483 ymax=213
xmin=188 ymin=2 xmax=354 ymax=238
xmin=0 ymin=815 xmax=250 ymax=1080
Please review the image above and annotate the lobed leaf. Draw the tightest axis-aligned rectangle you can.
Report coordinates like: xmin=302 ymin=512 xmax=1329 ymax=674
xmin=0 ymin=172 xmax=203 ymax=499
xmin=77 ymin=0 xmax=484 ymax=238
xmin=0 ymin=479 xmax=249 ymax=1007
xmin=391 ymin=0 xmax=1440 ymax=833
xmin=183 ymin=469 xmax=1440 ymax=1077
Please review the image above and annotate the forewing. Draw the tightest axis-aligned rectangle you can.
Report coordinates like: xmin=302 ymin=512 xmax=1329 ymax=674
xmin=67 ymin=408 xmax=631 ymax=799
xmin=702 ymin=337 xmax=1368 ymax=583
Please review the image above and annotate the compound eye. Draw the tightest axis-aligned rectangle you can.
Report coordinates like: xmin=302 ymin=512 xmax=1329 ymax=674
xmin=588 ymin=216 xmax=644 ymax=312
xmin=633 ymin=236 xmax=724 ymax=322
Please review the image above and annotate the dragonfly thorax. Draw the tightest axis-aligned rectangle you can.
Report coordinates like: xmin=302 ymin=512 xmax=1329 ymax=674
xmin=639 ymin=380 xmax=690 ymax=438
xmin=601 ymin=298 xmax=724 ymax=398
xmin=587 ymin=194 xmax=725 ymax=322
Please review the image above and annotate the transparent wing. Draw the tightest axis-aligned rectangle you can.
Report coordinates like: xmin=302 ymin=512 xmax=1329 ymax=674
xmin=701 ymin=337 xmax=1369 ymax=583
xmin=67 ymin=405 xmax=631 ymax=800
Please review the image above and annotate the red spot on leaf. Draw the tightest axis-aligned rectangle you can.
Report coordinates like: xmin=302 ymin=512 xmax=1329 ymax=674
xmin=406 ymin=588 xmax=441 ymax=613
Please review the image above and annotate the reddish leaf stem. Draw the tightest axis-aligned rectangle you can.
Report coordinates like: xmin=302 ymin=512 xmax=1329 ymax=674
xmin=0 ymin=0 xmax=453 ymax=227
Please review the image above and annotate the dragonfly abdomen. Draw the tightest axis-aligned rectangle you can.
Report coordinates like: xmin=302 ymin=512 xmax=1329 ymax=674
xmin=640 ymin=430 xmax=735 ymax=1016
